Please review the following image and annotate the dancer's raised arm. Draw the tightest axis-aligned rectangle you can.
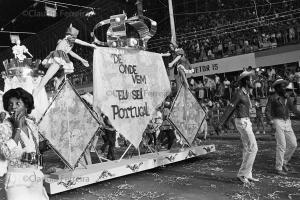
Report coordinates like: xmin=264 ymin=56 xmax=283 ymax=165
xmin=74 ymin=38 xmax=97 ymax=49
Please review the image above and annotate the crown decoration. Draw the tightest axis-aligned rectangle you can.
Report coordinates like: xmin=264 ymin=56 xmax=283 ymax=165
xmin=2 ymin=58 xmax=44 ymax=78
xmin=92 ymin=13 xmax=157 ymax=50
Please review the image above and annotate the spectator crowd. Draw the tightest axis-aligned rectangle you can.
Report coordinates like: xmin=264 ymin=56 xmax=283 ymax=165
xmin=150 ymin=0 xmax=300 ymax=63
xmin=185 ymin=64 xmax=300 ymax=135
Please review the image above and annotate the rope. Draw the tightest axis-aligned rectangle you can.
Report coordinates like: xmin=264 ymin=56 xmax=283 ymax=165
xmin=65 ymin=75 xmax=71 ymax=164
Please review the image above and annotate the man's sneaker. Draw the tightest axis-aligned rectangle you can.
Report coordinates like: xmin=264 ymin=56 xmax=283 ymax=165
xmin=275 ymin=169 xmax=287 ymax=175
xmin=255 ymin=131 xmax=260 ymax=135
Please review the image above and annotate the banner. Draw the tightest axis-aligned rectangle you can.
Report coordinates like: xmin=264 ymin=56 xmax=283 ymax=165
xmin=184 ymin=53 xmax=256 ymax=78
xmin=93 ymin=47 xmax=171 ymax=148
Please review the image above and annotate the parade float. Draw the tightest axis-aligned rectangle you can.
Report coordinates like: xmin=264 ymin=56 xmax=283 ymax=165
xmin=2 ymin=12 xmax=215 ymax=195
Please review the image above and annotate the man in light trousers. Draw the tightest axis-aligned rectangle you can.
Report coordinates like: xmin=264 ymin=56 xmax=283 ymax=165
xmin=265 ymin=78 xmax=300 ymax=175
xmin=218 ymin=70 xmax=258 ymax=184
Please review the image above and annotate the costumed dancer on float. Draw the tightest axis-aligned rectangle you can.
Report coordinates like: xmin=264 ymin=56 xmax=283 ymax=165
xmin=0 ymin=88 xmax=49 ymax=200
xmin=163 ymin=41 xmax=195 ymax=145
xmin=167 ymin=41 xmax=194 ymax=127
xmin=12 ymin=39 xmax=33 ymax=61
xmin=265 ymin=77 xmax=300 ymax=175
xmin=167 ymin=42 xmax=194 ymax=92
xmin=219 ymin=70 xmax=259 ymax=184
xmin=33 ymin=24 xmax=97 ymax=97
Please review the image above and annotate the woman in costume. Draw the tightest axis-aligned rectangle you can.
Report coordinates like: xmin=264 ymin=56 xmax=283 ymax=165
xmin=168 ymin=42 xmax=194 ymax=91
xmin=33 ymin=24 xmax=97 ymax=96
xmin=167 ymin=42 xmax=194 ymax=121
xmin=0 ymin=87 xmax=48 ymax=200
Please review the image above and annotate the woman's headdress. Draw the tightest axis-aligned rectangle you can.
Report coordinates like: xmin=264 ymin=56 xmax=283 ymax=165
xmin=66 ymin=24 xmax=79 ymax=38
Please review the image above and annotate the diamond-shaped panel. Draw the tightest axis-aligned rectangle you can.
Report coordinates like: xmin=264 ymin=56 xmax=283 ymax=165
xmin=168 ymin=86 xmax=206 ymax=145
xmin=38 ymin=80 xmax=100 ymax=168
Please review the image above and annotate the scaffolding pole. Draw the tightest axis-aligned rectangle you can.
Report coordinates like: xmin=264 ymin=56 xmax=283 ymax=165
xmin=168 ymin=0 xmax=177 ymax=44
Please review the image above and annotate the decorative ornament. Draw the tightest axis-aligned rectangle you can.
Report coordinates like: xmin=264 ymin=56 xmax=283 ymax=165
xmin=97 ymin=170 xmax=115 ymax=181
xmin=126 ymin=162 xmax=143 ymax=172
xmin=165 ymin=154 xmax=178 ymax=162
xmin=2 ymin=58 xmax=44 ymax=78
xmin=93 ymin=13 xmax=157 ymax=50
xmin=2 ymin=40 xmax=42 ymax=78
